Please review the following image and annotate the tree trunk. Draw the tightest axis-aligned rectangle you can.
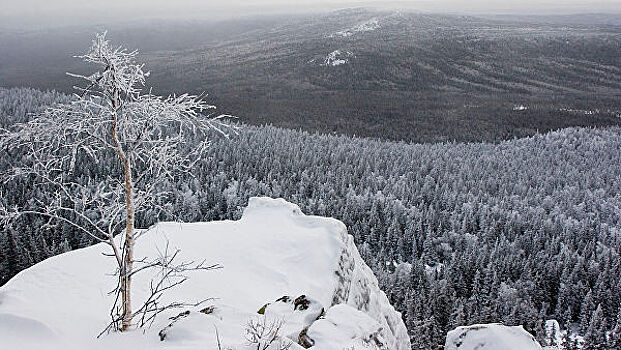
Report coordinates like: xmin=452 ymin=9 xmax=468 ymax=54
xmin=110 ymin=86 xmax=134 ymax=331
xmin=121 ymin=159 xmax=135 ymax=331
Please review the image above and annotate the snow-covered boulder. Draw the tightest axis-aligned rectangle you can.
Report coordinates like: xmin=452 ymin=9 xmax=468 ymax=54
xmin=0 ymin=197 xmax=410 ymax=350
xmin=322 ymin=50 xmax=354 ymax=66
xmin=308 ymin=304 xmax=390 ymax=349
xmin=445 ymin=323 xmax=542 ymax=350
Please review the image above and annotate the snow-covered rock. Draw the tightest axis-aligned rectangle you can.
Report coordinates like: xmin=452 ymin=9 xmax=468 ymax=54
xmin=445 ymin=323 xmax=542 ymax=350
xmin=0 ymin=197 xmax=410 ymax=350
xmin=322 ymin=50 xmax=354 ymax=67
xmin=544 ymin=319 xmax=562 ymax=349
xmin=308 ymin=305 xmax=390 ymax=349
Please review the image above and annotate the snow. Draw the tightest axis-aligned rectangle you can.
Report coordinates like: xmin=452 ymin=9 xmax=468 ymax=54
xmin=307 ymin=305 xmax=388 ymax=349
xmin=445 ymin=323 xmax=543 ymax=350
xmin=322 ymin=50 xmax=354 ymax=67
xmin=542 ymin=320 xmax=583 ymax=350
xmin=424 ymin=263 xmax=444 ymax=276
xmin=544 ymin=319 xmax=562 ymax=349
xmin=331 ymin=18 xmax=381 ymax=37
xmin=0 ymin=197 xmax=410 ymax=350
xmin=559 ymin=107 xmax=600 ymax=115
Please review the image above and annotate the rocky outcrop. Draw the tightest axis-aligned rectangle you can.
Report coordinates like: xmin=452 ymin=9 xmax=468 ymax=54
xmin=445 ymin=323 xmax=542 ymax=350
xmin=0 ymin=197 xmax=411 ymax=350
xmin=330 ymin=219 xmax=411 ymax=350
xmin=241 ymin=197 xmax=410 ymax=349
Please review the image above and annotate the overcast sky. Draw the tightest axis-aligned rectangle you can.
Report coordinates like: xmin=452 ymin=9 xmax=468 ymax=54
xmin=1 ymin=0 xmax=620 ymax=27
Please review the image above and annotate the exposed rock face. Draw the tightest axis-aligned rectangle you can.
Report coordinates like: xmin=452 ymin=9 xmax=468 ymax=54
xmin=0 ymin=197 xmax=411 ymax=350
xmin=330 ymin=214 xmax=411 ymax=350
xmin=445 ymin=323 xmax=543 ymax=350
xmin=247 ymin=197 xmax=411 ymax=349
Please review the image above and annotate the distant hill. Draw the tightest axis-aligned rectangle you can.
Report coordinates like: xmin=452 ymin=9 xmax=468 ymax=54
xmin=1 ymin=9 xmax=620 ymax=143
xmin=485 ymin=13 xmax=621 ymax=26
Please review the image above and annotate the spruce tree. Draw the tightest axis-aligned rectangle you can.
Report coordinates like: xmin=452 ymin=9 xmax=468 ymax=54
xmin=583 ymin=304 xmax=608 ymax=350
xmin=580 ymin=291 xmax=596 ymax=333
xmin=608 ymin=308 xmax=621 ymax=350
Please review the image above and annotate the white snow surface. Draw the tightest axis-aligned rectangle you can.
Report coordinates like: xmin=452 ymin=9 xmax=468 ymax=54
xmin=308 ymin=305 xmax=389 ymax=350
xmin=445 ymin=323 xmax=543 ymax=350
xmin=0 ymin=197 xmax=410 ymax=350
xmin=331 ymin=18 xmax=380 ymax=37
xmin=322 ymin=50 xmax=354 ymax=67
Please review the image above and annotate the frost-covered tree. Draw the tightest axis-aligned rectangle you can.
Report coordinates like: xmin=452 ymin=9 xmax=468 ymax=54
xmin=0 ymin=33 xmax=233 ymax=331
xmin=583 ymin=305 xmax=608 ymax=350
xmin=581 ymin=291 xmax=596 ymax=333
xmin=608 ymin=308 xmax=621 ymax=349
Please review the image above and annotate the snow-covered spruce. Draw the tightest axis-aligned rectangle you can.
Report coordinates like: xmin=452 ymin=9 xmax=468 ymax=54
xmin=0 ymin=197 xmax=410 ymax=350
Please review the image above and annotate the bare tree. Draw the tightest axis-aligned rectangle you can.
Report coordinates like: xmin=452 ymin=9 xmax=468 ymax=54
xmin=245 ymin=316 xmax=293 ymax=350
xmin=0 ymin=32 xmax=234 ymax=332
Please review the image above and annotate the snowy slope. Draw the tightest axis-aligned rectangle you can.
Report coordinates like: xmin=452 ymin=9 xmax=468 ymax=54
xmin=0 ymin=197 xmax=410 ymax=350
xmin=445 ymin=323 xmax=542 ymax=350
xmin=331 ymin=18 xmax=381 ymax=37
xmin=322 ymin=50 xmax=355 ymax=66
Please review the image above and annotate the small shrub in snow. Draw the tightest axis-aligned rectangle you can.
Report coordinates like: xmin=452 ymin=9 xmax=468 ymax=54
xmin=245 ymin=315 xmax=293 ymax=350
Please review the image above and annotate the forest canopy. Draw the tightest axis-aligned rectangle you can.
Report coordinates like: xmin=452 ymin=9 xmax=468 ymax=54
xmin=0 ymin=87 xmax=620 ymax=348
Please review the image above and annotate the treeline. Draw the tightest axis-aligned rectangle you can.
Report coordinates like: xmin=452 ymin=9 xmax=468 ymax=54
xmin=1 ymin=88 xmax=620 ymax=349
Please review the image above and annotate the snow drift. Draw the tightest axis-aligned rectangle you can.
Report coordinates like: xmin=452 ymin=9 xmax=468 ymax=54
xmin=445 ymin=323 xmax=542 ymax=350
xmin=0 ymin=197 xmax=410 ymax=350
